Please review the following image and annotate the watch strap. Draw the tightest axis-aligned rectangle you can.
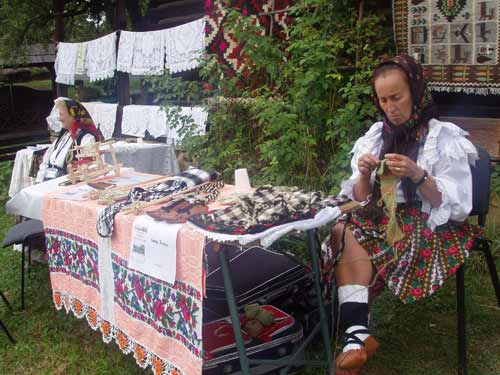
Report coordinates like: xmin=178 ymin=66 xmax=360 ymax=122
xmin=414 ymin=169 xmax=429 ymax=187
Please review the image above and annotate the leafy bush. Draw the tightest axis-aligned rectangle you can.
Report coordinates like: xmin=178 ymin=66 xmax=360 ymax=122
xmin=146 ymin=0 xmax=391 ymax=191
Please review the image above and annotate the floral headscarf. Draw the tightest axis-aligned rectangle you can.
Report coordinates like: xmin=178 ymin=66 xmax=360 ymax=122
xmin=372 ymin=55 xmax=438 ymax=203
xmin=59 ymin=99 xmax=100 ymax=141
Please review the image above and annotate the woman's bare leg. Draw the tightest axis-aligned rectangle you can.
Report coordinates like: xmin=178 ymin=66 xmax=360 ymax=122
xmin=331 ymin=223 xmax=378 ymax=371
xmin=331 ymin=223 xmax=372 ymax=286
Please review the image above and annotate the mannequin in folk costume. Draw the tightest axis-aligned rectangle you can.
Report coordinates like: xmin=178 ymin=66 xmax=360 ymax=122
xmin=37 ymin=99 xmax=101 ymax=182
xmin=331 ymin=56 xmax=482 ymax=374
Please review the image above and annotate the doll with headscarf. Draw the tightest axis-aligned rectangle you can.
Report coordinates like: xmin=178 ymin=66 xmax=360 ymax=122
xmin=36 ymin=98 xmax=101 ymax=182
xmin=329 ymin=56 xmax=483 ymax=374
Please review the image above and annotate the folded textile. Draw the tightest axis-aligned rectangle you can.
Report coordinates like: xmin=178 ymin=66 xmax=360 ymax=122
xmin=121 ymin=105 xmax=168 ymax=138
xmin=86 ymin=32 xmax=117 ymax=82
xmin=187 ymin=186 xmax=350 ymax=246
xmin=117 ymin=30 xmax=165 ymax=75
xmin=164 ymin=18 xmax=205 ymax=73
xmin=75 ymin=42 xmax=88 ymax=76
xmin=82 ymin=102 xmax=118 ymax=139
xmin=55 ymin=42 xmax=78 ymax=85
xmin=96 ymin=168 xmax=220 ymax=237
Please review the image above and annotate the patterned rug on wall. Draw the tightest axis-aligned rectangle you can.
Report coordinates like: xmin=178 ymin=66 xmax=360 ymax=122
xmin=393 ymin=0 xmax=500 ymax=95
xmin=204 ymin=0 xmax=292 ymax=83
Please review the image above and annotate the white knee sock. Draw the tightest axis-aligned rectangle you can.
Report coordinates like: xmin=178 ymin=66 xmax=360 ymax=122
xmin=338 ymin=285 xmax=369 ymax=353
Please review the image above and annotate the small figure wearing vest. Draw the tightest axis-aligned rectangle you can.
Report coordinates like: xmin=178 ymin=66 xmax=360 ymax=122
xmin=37 ymin=99 xmax=101 ymax=182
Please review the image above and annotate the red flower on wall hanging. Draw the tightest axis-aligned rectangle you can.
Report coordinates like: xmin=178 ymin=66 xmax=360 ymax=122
xmin=437 ymin=0 xmax=467 ymax=22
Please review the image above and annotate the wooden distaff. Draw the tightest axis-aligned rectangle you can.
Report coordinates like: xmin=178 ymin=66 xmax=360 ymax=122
xmin=122 ymin=182 xmax=213 ymax=215
xmin=88 ymin=176 xmax=173 ymax=203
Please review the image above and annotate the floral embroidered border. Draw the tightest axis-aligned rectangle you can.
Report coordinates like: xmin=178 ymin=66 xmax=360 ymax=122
xmin=53 ymin=291 xmax=183 ymax=375
xmin=45 ymin=228 xmax=100 ymax=290
xmin=112 ymin=253 xmax=203 ymax=358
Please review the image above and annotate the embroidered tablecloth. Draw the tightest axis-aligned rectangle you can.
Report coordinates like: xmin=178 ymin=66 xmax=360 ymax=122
xmin=393 ymin=0 xmax=500 ymax=94
xmin=41 ymin=173 xmax=206 ymax=375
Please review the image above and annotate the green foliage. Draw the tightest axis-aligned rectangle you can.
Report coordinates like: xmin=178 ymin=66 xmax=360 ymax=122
xmin=0 ymin=0 xmax=149 ymax=64
xmin=491 ymin=164 xmax=500 ymax=195
xmin=182 ymin=0 xmax=390 ymax=191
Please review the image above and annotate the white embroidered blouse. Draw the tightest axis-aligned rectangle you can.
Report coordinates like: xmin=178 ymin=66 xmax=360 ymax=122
xmin=339 ymin=119 xmax=478 ymax=231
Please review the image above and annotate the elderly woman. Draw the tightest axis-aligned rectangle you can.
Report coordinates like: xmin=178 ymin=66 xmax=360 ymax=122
xmin=37 ymin=99 xmax=100 ymax=182
xmin=332 ymin=56 xmax=481 ymax=373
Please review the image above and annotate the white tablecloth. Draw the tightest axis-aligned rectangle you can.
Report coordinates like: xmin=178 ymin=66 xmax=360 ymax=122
xmin=6 ymin=175 xmax=68 ymax=220
xmin=104 ymin=141 xmax=179 ymax=176
xmin=5 ymin=169 xmax=159 ymax=220
xmin=8 ymin=145 xmax=51 ymax=198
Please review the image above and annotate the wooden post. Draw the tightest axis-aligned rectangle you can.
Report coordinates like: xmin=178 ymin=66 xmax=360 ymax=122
xmin=54 ymin=0 xmax=67 ymax=97
xmin=115 ymin=0 xmax=130 ymax=109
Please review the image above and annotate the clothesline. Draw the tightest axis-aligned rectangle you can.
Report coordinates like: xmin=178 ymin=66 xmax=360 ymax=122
xmin=54 ymin=18 xmax=205 ymax=84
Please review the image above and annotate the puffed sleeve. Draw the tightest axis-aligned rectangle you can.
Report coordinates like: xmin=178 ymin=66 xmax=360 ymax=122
xmin=339 ymin=122 xmax=383 ymax=200
xmin=419 ymin=120 xmax=478 ymax=230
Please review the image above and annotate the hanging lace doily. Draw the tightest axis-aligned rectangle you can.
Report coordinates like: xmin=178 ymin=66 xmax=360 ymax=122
xmin=82 ymin=102 xmax=118 ymax=140
xmin=86 ymin=32 xmax=117 ymax=82
xmin=55 ymin=42 xmax=78 ymax=85
xmin=164 ymin=18 xmax=205 ymax=73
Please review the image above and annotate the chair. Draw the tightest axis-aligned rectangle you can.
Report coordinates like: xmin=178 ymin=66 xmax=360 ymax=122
xmin=1 ymin=219 xmax=45 ymax=310
xmin=456 ymin=146 xmax=500 ymax=375
xmin=0 ymin=289 xmax=16 ymax=344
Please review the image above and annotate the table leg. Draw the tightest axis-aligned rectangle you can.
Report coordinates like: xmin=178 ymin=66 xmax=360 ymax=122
xmin=218 ymin=247 xmax=250 ymax=375
xmin=306 ymin=229 xmax=334 ymax=374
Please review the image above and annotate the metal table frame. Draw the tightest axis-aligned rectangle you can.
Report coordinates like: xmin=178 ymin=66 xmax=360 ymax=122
xmin=215 ymin=229 xmax=334 ymax=374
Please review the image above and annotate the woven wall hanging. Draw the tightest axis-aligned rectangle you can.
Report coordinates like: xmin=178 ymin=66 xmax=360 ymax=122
xmin=393 ymin=0 xmax=500 ymax=94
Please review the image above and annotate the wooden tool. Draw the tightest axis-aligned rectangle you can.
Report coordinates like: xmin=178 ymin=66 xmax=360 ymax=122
xmin=67 ymin=141 xmax=121 ymax=185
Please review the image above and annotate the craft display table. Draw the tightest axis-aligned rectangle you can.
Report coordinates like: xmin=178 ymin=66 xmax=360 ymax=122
xmin=6 ymin=171 xmax=342 ymax=375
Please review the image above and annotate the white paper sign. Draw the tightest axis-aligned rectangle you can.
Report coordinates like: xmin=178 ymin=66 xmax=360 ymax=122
xmin=129 ymin=215 xmax=180 ymax=284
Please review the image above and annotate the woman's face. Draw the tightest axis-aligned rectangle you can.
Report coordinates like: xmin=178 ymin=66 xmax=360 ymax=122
xmin=56 ymin=103 xmax=74 ymax=129
xmin=374 ymin=69 xmax=413 ymax=126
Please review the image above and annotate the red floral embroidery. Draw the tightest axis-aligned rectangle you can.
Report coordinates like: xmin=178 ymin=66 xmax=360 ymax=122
xmin=422 ymin=228 xmax=433 ymax=239
xmin=421 ymin=249 xmax=432 ymax=259
xmin=447 ymin=246 xmax=458 ymax=256
xmin=403 ymin=224 xmax=414 ymax=233
xmin=411 ymin=288 xmax=423 ymax=298
xmin=415 ymin=269 xmax=426 ymax=278
xmin=443 ymin=232 xmax=453 ymax=241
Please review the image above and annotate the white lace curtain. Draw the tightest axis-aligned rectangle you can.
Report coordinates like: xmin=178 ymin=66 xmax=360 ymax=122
xmin=55 ymin=18 xmax=205 ymax=84
xmin=121 ymin=105 xmax=207 ymax=140
xmin=55 ymin=32 xmax=117 ymax=84
xmin=117 ymin=18 xmax=205 ymax=75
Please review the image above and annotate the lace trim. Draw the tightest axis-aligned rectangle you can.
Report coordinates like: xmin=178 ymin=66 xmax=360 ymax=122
xmin=425 ymin=177 xmax=453 ymax=231
xmin=55 ymin=42 xmax=79 ymax=85
xmin=82 ymin=102 xmax=118 ymax=139
xmin=164 ymin=18 xmax=205 ymax=74
xmin=53 ymin=291 xmax=184 ymax=375
xmin=420 ymin=119 xmax=479 ymax=172
xmin=86 ymin=32 xmax=117 ymax=82
xmin=117 ymin=30 xmax=165 ymax=75
xmin=187 ymin=206 xmax=342 ymax=248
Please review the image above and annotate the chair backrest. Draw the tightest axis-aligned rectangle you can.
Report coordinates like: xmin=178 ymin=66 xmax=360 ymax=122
xmin=469 ymin=145 xmax=490 ymax=219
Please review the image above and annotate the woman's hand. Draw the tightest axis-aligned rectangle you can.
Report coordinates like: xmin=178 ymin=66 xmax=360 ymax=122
xmin=385 ymin=153 xmax=424 ymax=182
xmin=358 ymin=154 xmax=379 ymax=178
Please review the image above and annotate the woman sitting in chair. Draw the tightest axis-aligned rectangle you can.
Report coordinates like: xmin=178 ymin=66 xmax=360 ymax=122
xmin=37 ymin=99 xmax=100 ymax=182
xmin=331 ymin=55 xmax=482 ymax=374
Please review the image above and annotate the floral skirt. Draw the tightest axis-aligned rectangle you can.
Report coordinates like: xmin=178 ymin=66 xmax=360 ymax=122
xmin=342 ymin=205 xmax=483 ymax=304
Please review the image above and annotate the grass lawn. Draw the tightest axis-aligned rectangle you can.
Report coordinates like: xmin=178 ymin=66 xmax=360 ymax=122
xmin=0 ymin=161 xmax=499 ymax=375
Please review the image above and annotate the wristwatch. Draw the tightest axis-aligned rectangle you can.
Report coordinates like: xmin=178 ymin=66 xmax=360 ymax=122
xmin=414 ymin=169 xmax=429 ymax=187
